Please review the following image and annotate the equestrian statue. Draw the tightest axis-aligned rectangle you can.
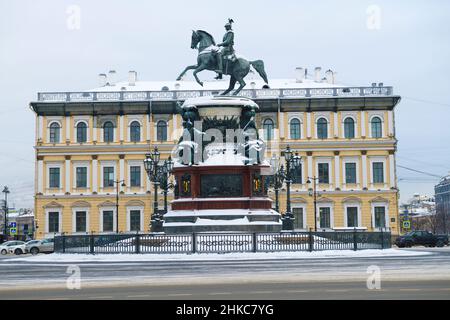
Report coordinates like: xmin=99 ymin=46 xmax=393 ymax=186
xmin=176 ymin=19 xmax=269 ymax=95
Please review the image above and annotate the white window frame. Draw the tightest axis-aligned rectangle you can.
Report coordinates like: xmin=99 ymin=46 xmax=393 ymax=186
xmin=154 ymin=118 xmax=169 ymax=142
xmin=46 ymin=162 xmax=63 ymax=193
xmin=127 ymin=161 xmax=144 ymax=192
xmin=341 ymin=115 xmax=357 ymax=139
xmin=288 ymin=116 xmax=303 ymax=140
xmin=369 ymin=156 xmax=387 ymax=188
xmin=99 ymin=207 xmax=117 ymax=233
xmin=72 ymin=207 xmax=90 ymax=234
xmin=127 ymin=206 xmax=144 ymax=232
xmin=343 ymin=202 xmax=362 ymax=228
xmin=291 ymin=203 xmax=307 ymax=230
xmin=100 ymin=161 xmax=117 ymax=192
xmin=74 ymin=119 xmax=90 ymax=143
xmin=369 ymin=114 xmax=384 ymax=138
xmin=317 ymin=203 xmax=334 ymax=230
xmin=128 ymin=119 xmax=143 ymax=142
xmin=315 ymin=117 xmax=330 ymax=139
xmin=47 ymin=120 xmax=62 ymax=144
xmin=371 ymin=202 xmax=390 ymax=231
xmin=342 ymin=157 xmax=360 ymax=189
xmin=73 ymin=161 xmax=90 ymax=191
xmin=101 ymin=120 xmax=116 ymax=143
xmin=45 ymin=208 xmax=62 ymax=235
xmin=315 ymin=157 xmax=333 ymax=189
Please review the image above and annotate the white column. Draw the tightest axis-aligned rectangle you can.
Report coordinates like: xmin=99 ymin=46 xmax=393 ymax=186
xmin=307 ymin=154 xmax=313 ymax=178
xmin=387 ymin=111 xmax=394 ymax=137
xmin=306 ymin=113 xmax=312 ymax=138
xmin=37 ymin=116 xmax=43 ymax=141
xmin=361 ymin=111 xmax=366 ymax=137
xmin=146 ymin=114 xmax=151 ymax=141
xmin=92 ymin=158 xmax=98 ymax=193
xmin=119 ymin=158 xmax=125 ymax=192
xmin=65 ymin=116 xmax=71 ymax=142
xmin=37 ymin=159 xmax=44 ymax=194
xmin=334 ymin=154 xmax=340 ymax=189
xmin=92 ymin=116 xmax=97 ymax=143
xmin=65 ymin=158 xmax=71 ymax=193
xmin=119 ymin=115 xmax=124 ymax=142
xmin=279 ymin=112 xmax=285 ymax=139
xmin=172 ymin=114 xmax=178 ymax=141
xmin=389 ymin=153 xmax=396 ymax=188
xmin=362 ymin=154 xmax=368 ymax=189
xmin=333 ymin=112 xmax=338 ymax=137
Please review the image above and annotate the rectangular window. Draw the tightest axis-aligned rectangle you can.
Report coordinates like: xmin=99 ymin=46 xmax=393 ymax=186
xmin=48 ymin=212 xmax=59 ymax=233
xmin=103 ymin=211 xmax=114 ymax=232
xmin=130 ymin=210 xmax=141 ymax=231
xmin=75 ymin=211 xmax=87 ymax=232
xmin=318 ymin=163 xmax=329 ymax=184
xmin=293 ymin=207 xmax=304 ymax=229
xmin=345 ymin=163 xmax=357 ymax=184
xmin=374 ymin=206 xmax=386 ymax=228
xmin=49 ymin=168 xmax=60 ymax=188
xmin=103 ymin=167 xmax=114 ymax=187
xmin=292 ymin=164 xmax=302 ymax=184
xmin=76 ymin=167 xmax=87 ymax=188
xmin=347 ymin=207 xmax=358 ymax=227
xmin=319 ymin=207 xmax=331 ymax=229
xmin=373 ymin=162 xmax=384 ymax=183
xmin=130 ymin=166 xmax=141 ymax=187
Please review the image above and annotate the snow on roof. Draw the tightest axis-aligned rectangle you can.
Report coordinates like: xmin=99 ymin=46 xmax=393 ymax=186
xmin=88 ymin=78 xmax=344 ymax=92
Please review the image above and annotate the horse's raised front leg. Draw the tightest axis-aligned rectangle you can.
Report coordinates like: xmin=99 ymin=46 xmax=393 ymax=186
xmin=232 ymin=78 xmax=246 ymax=95
xmin=221 ymin=76 xmax=237 ymax=96
xmin=176 ymin=64 xmax=197 ymax=81
xmin=193 ymin=64 xmax=207 ymax=87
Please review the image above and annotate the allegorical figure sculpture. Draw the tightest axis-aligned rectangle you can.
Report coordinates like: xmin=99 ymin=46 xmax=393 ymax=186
xmin=176 ymin=18 xmax=269 ymax=95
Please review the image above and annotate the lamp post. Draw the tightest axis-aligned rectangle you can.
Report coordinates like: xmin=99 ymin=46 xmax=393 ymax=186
xmin=269 ymin=155 xmax=285 ymax=213
xmin=307 ymin=177 xmax=319 ymax=232
xmin=282 ymin=146 xmax=301 ymax=230
xmin=2 ymin=186 xmax=9 ymax=239
xmin=144 ymin=146 xmax=173 ymax=232
xmin=114 ymin=180 xmax=126 ymax=233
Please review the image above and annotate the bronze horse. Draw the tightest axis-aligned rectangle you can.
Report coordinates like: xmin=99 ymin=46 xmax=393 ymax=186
xmin=176 ymin=30 xmax=268 ymax=95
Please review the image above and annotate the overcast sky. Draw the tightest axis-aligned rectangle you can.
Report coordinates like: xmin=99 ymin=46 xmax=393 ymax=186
xmin=1 ymin=0 xmax=449 ymax=208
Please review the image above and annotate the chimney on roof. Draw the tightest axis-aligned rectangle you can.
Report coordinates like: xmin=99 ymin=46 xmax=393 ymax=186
xmin=314 ymin=67 xmax=321 ymax=82
xmin=325 ymin=69 xmax=333 ymax=84
xmin=295 ymin=67 xmax=305 ymax=83
xmin=98 ymin=73 xmax=107 ymax=87
xmin=128 ymin=71 xmax=137 ymax=86
xmin=332 ymin=71 xmax=337 ymax=84
xmin=108 ymin=70 xmax=116 ymax=86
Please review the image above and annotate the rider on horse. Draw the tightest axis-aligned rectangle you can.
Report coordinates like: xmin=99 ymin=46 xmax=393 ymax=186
xmin=215 ymin=18 xmax=235 ymax=80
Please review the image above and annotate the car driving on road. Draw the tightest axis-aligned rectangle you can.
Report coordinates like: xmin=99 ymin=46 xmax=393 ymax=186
xmin=25 ymin=238 xmax=54 ymax=255
xmin=0 ymin=241 xmax=26 ymax=255
xmin=395 ymin=230 xmax=449 ymax=248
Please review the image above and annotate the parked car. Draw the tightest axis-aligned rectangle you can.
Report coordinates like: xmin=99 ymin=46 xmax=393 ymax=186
xmin=395 ymin=230 xmax=449 ymax=248
xmin=0 ymin=241 xmax=26 ymax=255
xmin=25 ymin=238 xmax=54 ymax=255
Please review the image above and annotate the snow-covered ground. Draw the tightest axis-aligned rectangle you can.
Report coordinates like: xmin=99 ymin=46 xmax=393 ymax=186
xmin=12 ymin=248 xmax=431 ymax=263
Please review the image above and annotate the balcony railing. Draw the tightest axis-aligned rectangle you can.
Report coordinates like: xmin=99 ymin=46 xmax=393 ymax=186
xmin=37 ymin=86 xmax=394 ymax=103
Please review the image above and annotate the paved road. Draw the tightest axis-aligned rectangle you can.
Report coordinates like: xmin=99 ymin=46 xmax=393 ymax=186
xmin=0 ymin=248 xmax=449 ymax=299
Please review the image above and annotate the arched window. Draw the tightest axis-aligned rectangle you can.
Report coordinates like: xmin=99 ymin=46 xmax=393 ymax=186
xmin=290 ymin=118 xmax=301 ymax=140
xmin=344 ymin=117 xmax=355 ymax=139
xmin=130 ymin=121 xmax=141 ymax=142
xmin=49 ymin=122 xmax=60 ymax=143
xmin=157 ymin=120 xmax=167 ymax=141
xmin=317 ymin=118 xmax=328 ymax=139
xmin=103 ymin=121 xmax=114 ymax=143
xmin=371 ymin=117 xmax=382 ymax=138
xmin=263 ymin=119 xmax=274 ymax=141
xmin=76 ymin=122 xmax=87 ymax=143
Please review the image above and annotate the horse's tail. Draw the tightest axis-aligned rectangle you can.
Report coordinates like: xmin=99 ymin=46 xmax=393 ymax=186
xmin=250 ymin=60 xmax=268 ymax=84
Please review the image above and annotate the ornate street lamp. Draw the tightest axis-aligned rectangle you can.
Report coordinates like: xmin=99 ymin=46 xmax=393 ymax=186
xmin=282 ymin=146 xmax=301 ymax=230
xmin=114 ymin=180 xmax=126 ymax=233
xmin=2 ymin=186 xmax=10 ymax=239
xmin=307 ymin=177 xmax=319 ymax=232
xmin=269 ymin=155 xmax=285 ymax=213
xmin=144 ymin=147 xmax=173 ymax=232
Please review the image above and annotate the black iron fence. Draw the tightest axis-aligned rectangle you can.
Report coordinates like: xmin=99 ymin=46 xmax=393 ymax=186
xmin=54 ymin=230 xmax=391 ymax=254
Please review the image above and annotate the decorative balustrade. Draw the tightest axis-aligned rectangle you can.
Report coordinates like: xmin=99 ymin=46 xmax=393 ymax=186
xmin=37 ymin=86 xmax=394 ymax=102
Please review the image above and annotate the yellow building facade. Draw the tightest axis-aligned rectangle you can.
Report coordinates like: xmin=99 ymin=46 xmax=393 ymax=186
xmin=31 ymin=77 xmax=401 ymax=238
